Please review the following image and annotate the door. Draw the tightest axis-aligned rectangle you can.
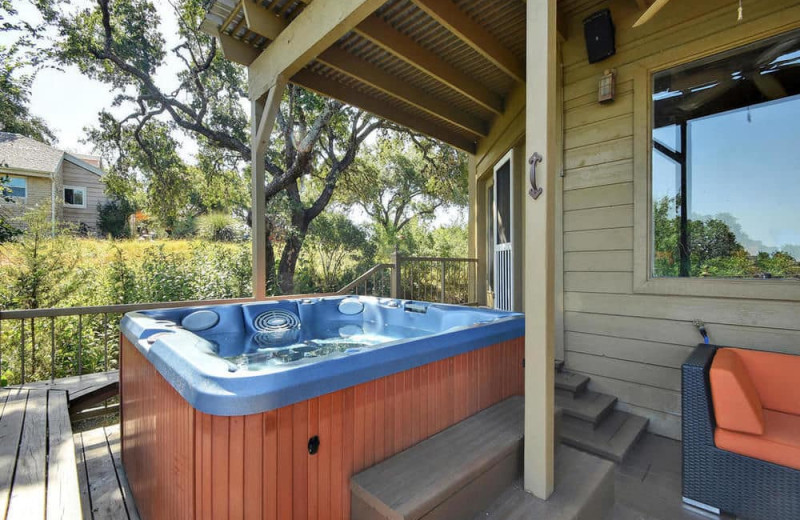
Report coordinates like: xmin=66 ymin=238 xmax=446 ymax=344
xmin=493 ymin=151 xmax=514 ymax=311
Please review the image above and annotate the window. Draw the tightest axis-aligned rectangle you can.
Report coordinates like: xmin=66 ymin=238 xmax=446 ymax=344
xmin=651 ymin=30 xmax=800 ymax=281
xmin=64 ymin=186 xmax=87 ymax=208
xmin=6 ymin=177 xmax=26 ymax=199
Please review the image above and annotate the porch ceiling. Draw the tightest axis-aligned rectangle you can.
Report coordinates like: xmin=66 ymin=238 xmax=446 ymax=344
xmin=201 ymin=0 xmax=534 ymax=153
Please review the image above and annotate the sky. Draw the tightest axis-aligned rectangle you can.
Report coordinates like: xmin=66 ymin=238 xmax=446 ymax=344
xmin=652 ymin=76 xmax=800 ymax=253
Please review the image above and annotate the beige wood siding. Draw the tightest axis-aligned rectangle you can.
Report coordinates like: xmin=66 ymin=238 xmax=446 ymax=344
xmin=0 ymin=175 xmax=54 ymax=222
xmin=60 ymin=161 xmax=107 ymax=232
xmin=559 ymin=0 xmax=800 ymax=439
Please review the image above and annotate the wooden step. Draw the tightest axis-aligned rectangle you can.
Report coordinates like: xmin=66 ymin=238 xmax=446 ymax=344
xmin=555 ymin=371 xmax=589 ymax=396
xmin=351 ymin=396 xmax=524 ymax=520
xmin=555 ymin=389 xmax=617 ymax=426
xmin=472 ymin=445 xmax=615 ymax=520
xmin=560 ymin=411 xmax=649 ymax=463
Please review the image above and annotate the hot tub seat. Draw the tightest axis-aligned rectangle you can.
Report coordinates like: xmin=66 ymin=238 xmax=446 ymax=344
xmin=682 ymin=345 xmax=800 ymax=520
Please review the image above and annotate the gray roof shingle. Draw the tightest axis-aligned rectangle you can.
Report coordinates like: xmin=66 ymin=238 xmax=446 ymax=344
xmin=0 ymin=132 xmax=65 ymax=174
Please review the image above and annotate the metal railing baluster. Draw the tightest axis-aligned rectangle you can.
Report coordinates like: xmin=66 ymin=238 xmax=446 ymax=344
xmin=20 ymin=319 xmax=25 ymax=384
xmin=78 ymin=314 xmax=83 ymax=376
xmin=50 ymin=316 xmax=56 ymax=382
xmin=104 ymin=313 xmax=109 ymax=372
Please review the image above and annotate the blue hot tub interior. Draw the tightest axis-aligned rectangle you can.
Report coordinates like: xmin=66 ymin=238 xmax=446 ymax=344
xmin=121 ymin=296 xmax=523 ymax=415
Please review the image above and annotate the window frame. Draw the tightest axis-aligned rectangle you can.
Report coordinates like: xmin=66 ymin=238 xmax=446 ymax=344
xmin=633 ymin=26 xmax=800 ymax=302
xmin=63 ymin=185 xmax=88 ymax=209
xmin=5 ymin=176 xmax=27 ymax=201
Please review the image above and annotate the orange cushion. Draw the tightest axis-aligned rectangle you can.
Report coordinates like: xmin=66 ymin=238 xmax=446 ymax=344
xmin=715 ymin=410 xmax=800 ymax=471
xmin=728 ymin=348 xmax=800 ymax=416
xmin=710 ymin=349 xmax=765 ymax=435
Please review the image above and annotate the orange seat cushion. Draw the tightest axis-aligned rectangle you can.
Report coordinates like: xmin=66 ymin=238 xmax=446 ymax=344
xmin=710 ymin=349 xmax=765 ymax=435
xmin=715 ymin=410 xmax=800 ymax=471
xmin=728 ymin=348 xmax=800 ymax=416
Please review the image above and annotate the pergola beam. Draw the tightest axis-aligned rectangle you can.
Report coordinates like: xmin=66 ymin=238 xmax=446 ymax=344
xmin=218 ymin=33 xmax=260 ymax=66
xmin=292 ymin=69 xmax=477 ymax=153
xmin=317 ymin=47 xmax=489 ymax=137
xmin=411 ymin=0 xmax=525 ymax=83
xmin=241 ymin=0 xmax=288 ymax=40
xmin=248 ymin=0 xmax=386 ymax=100
xmin=354 ymin=15 xmax=505 ymax=115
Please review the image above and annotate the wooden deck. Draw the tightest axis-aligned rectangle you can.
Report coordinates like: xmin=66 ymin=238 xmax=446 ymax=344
xmin=0 ymin=373 xmax=135 ymax=520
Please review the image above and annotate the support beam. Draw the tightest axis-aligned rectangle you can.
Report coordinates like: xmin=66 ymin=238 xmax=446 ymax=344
xmin=317 ymin=47 xmax=489 ymax=137
xmin=633 ymin=0 xmax=671 ymax=27
xmin=242 ymin=1 xmax=289 ymax=40
xmin=410 ymin=0 xmax=525 ymax=83
xmin=524 ymin=0 xmax=557 ymax=500
xmin=218 ymin=33 xmax=260 ymax=66
xmin=248 ymin=0 xmax=386 ymax=100
xmin=292 ymin=69 xmax=477 ymax=153
xmin=354 ymin=15 xmax=504 ymax=115
xmin=251 ymin=76 xmax=287 ymax=299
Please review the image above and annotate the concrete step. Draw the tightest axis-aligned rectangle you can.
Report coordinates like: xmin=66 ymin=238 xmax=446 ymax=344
xmin=561 ymin=410 xmax=649 ymax=463
xmin=351 ymin=396 xmax=523 ymax=520
xmin=555 ymin=371 xmax=590 ymax=396
xmin=472 ymin=445 xmax=615 ymax=520
xmin=556 ymin=389 xmax=617 ymax=426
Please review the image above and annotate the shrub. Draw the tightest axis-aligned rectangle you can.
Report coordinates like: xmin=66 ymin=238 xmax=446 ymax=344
xmin=196 ymin=212 xmax=241 ymax=242
xmin=97 ymin=198 xmax=135 ymax=238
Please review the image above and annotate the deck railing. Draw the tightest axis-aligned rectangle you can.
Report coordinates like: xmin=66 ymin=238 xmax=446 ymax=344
xmin=338 ymin=253 xmax=478 ymax=305
xmin=0 ymin=255 xmax=477 ymax=386
xmin=0 ymin=297 xmax=258 ymax=385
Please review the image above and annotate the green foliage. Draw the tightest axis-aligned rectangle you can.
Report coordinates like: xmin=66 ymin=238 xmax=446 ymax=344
xmin=0 ymin=232 xmax=253 ymax=384
xmin=298 ymin=213 xmax=374 ymax=293
xmin=0 ymin=4 xmax=53 ymax=142
xmin=97 ymin=197 xmax=135 ymax=238
xmin=1 ymin=205 xmax=81 ymax=310
xmin=339 ymin=134 xmax=468 ymax=253
xmin=196 ymin=212 xmax=242 ymax=242
xmin=653 ymin=196 xmax=799 ymax=278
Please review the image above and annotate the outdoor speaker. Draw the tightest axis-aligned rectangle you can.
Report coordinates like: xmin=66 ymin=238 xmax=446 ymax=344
xmin=583 ymin=9 xmax=616 ymax=64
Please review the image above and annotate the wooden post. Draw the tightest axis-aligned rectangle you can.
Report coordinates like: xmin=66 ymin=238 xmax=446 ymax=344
xmin=251 ymin=76 xmax=287 ymax=299
xmin=390 ymin=248 xmax=402 ymax=299
xmin=524 ymin=0 xmax=558 ymax=500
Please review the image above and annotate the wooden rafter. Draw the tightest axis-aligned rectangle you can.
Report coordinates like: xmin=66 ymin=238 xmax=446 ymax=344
xmin=317 ymin=46 xmax=489 ymax=136
xmin=242 ymin=1 xmax=288 ymax=41
xmin=292 ymin=69 xmax=477 ymax=153
xmin=633 ymin=0 xmax=671 ymax=28
xmin=410 ymin=0 xmax=524 ymax=83
xmin=354 ymin=15 xmax=504 ymax=115
xmin=248 ymin=0 xmax=386 ymax=100
xmin=217 ymin=32 xmax=260 ymax=66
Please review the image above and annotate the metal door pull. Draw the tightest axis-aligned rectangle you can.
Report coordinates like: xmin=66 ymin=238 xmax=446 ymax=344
xmin=528 ymin=152 xmax=543 ymax=200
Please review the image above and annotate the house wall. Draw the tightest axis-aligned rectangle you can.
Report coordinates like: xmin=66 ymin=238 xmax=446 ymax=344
xmin=0 ymin=174 xmax=54 ymax=222
xmin=557 ymin=0 xmax=800 ymax=439
xmin=60 ymin=160 xmax=107 ymax=232
xmin=469 ymin=85 xmax=528 ymax=313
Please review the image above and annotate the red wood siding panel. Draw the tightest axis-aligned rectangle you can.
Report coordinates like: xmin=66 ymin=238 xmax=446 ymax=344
xmin=121 ymin=336 xmax=524 ymax=520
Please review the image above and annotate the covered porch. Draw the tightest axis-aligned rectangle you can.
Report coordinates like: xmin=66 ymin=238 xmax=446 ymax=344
xmin=0 ymin=0 xmax=799 ymax=518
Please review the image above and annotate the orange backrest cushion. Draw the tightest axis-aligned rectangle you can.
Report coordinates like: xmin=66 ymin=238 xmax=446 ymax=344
xmin=710 ymin=349 xmax=765 ymax=435
xmin=729 ymin=348 xmax=800 ymax=416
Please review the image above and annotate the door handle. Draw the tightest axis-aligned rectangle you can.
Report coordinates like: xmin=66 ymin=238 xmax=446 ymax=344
xmin=528 ymin=153 xmax=543 ymax=200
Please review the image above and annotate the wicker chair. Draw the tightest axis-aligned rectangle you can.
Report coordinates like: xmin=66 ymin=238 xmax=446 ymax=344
xmin=682 ymin=344 xmax=800 ymax=519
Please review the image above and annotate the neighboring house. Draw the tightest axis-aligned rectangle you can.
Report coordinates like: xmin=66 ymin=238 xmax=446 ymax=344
xmin=0 ymin=132 xmax=108 ymax=232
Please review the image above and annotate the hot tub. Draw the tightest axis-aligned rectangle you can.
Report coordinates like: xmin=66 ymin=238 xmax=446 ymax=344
xmin=119 ymin=296 xmax=524 ymax=520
